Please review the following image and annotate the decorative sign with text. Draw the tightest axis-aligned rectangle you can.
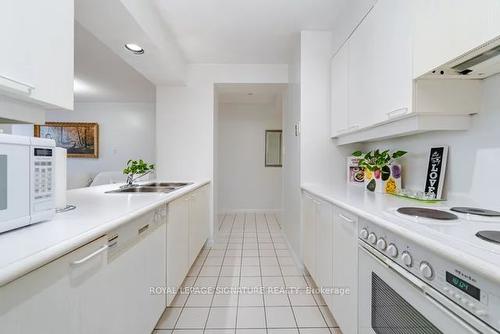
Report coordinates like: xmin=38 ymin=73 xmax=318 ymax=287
xmin=424 ymin=146 xmax=449 ymax=199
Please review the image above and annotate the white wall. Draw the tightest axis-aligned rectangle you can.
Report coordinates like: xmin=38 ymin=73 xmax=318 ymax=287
xmin=46 ymin=102 xmax=156 ymax=189
xmin=283 ymin=36 xmax=302 ymax=256
xmin=217 ymin=102 xmax=282 ymax=212
xmin=156 ymin=64 xmax=288 ymax=240
xmin=363 ymin=74 xmax=500 ymax=204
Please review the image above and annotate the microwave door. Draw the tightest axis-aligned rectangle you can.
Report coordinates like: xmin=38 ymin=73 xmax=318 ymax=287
xmin=358 ymin=245 xmax=482 ymax=334
xmin=0 ymin=143 xmax=31 ymax=233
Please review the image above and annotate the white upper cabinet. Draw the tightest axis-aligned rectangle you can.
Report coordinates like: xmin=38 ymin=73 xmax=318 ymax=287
xmin=330 ymin=44 xmax=349 ymax=137
xmin=330 ymin=0 xmax=484 ymax=144
xmin=369 ymin=0 xmax=412 ymax=124
xmin=413 ymin=0 xmax=500 ymax=78
xmin=0 ymin=0 xmax=74 ymax=111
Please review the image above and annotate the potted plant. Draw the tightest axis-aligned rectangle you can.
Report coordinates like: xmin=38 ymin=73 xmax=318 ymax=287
xmin=352 ymin=149 xmax=407 ymax=193
xmin=122 ymin=159 xmax=155 ymax=187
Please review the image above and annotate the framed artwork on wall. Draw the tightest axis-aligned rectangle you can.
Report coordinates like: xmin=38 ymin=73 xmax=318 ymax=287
xmin=34 ymin=122 xmax=99 ymax=158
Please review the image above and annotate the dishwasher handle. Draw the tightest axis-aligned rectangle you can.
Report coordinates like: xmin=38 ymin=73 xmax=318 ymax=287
xmin=71 ymin=245 xmax=109 ymax=266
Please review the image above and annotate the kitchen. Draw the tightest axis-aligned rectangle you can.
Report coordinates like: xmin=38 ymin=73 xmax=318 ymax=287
xmin=1 ymin=0 xmax=500 ymax=333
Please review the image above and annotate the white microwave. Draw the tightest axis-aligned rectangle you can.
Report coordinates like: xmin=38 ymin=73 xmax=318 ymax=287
xmin=0 ymin=134 xmax=56 ymax=233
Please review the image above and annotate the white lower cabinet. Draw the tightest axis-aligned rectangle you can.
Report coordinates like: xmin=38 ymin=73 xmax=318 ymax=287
xmin=0 ymin=236 xmax=106 ymax=333
xmin=0 ymin=185 xmax=211 ymax=334
xmin=302 ymin=192 xmax=334 ymax=310
xmin=302 ymin=192 xmax=317 ymax=278
xmin=166 ymin=194 xmax=190 ymax=306
xmin=0 ymin=210 xmax=167 ymax=334
xmin=332 ymin=208 xmax=359 ymax=334
xmin=166 ymin=185 xmax=210 ymax=305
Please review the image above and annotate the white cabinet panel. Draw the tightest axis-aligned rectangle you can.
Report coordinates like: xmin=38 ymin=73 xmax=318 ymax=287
xmin=0 ymin=236 xmax=107 ymax=333
xmin=348 ymin=12 xmax=376 ymax=130
xmin=302 ymin=193 xmax=316 ymax=278
xmin=413 ymin=0 xmax=500 ymax=78
xmin=166 ymin=195 xmax=190 ymax=306
xmin=0 ymin=0 xmax=74 ymax=110
xmin=315 ymin=197 xmax=333 ymax=310
xmin=369 ymin=0 xmax=412 ymax=124
xmin=188 ymin=185 xmax=210 ymax=264
xmin=332 ymin=208 xmax=358 ymax=334
xmin=330 ymin=44 xmax=349 ymax=136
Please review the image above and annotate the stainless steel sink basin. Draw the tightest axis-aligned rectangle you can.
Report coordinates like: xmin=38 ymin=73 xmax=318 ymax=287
xmin=105 ymin=182 xmax=192 ymax=194
xmin=143 ymin=182 xmax=192 ymax=188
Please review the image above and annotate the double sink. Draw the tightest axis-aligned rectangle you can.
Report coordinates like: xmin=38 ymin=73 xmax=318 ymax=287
xmin=106 ymin=182 xmax=192 ymax=194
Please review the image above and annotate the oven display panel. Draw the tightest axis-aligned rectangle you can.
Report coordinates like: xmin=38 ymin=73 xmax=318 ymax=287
xmin=446 ymin=272 xmax=480 ymax=301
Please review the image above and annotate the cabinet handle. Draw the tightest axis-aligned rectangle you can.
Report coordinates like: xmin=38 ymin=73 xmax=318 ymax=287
xmin=0 ymin=74 xmax=35 ymax=95
xmin=386 ymin=108 xmax=409 ymax=119
xmin=338 ymin=213 xmax=355 ymax=224
xmin=71 ymin=245 xmax=108 ymax=266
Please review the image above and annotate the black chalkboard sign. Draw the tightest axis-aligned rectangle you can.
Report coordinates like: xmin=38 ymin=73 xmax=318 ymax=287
xmin=424 ymin=146 xmax=448 ymax=199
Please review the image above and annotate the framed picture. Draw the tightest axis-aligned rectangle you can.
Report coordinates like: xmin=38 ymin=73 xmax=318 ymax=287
xmin=34 ymin=122 xmax=99 ymax=158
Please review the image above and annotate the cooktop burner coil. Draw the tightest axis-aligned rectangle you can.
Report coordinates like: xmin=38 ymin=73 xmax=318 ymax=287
xmin=397 ymin=207 xmax=459 ymax=220
xmin=450 ymin=207 xmax=500 ymax=217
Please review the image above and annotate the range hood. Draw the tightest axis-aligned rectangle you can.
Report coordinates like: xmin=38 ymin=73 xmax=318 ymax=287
xmin=422 ymin=36 xmax=500 ymax=79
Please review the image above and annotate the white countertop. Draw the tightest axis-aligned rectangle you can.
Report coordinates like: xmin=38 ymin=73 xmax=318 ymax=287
xmin=301 ymin=183 xmax=500 ymax=285
xmin=0 ymin=180 xmax=210 ymax=287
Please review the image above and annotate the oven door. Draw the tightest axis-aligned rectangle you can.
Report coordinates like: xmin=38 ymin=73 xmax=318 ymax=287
xmin=358 ymin=242 xmax=486 ymax=334
xmin=0 ymin=139 xmax=30 ymax=233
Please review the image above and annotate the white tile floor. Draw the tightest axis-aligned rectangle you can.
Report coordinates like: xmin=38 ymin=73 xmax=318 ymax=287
xmin=154 ymin=212 xmax=341 ymax=334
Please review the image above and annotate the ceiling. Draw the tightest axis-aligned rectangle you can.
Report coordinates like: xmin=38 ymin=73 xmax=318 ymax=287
xmin=153 ymin=0 xmax=348 ymax=64
xmin=74 ymin=23 xmax=155 ymax=102
xmin=216 ymin=84 xmax=287 ymax=104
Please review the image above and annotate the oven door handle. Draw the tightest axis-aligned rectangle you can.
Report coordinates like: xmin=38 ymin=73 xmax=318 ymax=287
xmin=359 ymin=242 xmax=426 ymax=291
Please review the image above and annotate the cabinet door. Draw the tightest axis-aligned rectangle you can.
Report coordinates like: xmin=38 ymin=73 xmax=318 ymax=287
xmin=0 ymin=236 xmax=107 ymax=334
xmin=370 ymin=0 xmax=412 ymax=123
xmin=330 ymin=44 xmax=349 ymax=137
xmin=166 ymin=195 xmax=190 ymax=305
xmin=315 ymin=198 xmax=333 ymax=310
xmin=332 ymin=208 xmax=358 ymax=334
xmin=0 ymin=0 xmax=73 ymax=110
xmin=189 ymin=185 xmax=210 ymax=264
xmin=348 ymin=10 xmax=376 ymax=130
xmin=413 ymin=0 xmax=500 ymax=78
xmin=302 ymin=193 xmax=316 ymax=278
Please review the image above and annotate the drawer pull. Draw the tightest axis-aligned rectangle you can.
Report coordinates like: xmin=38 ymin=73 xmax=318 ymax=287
xmin=138 ymin=224 xmax=150 ymax=234
xmin=71 ymin=245 xmax=108 ymax=265
xmin=338 ymin=213 xmax=355 ymax=223
xmin=386 ymin=108 xmax=409 ymax=119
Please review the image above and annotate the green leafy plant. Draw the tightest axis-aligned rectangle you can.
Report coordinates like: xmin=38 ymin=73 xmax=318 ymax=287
xmin=352 ymin=149 xmax=407 ymax=172
xmin=123 ymin=159 xmax=155 ymax=176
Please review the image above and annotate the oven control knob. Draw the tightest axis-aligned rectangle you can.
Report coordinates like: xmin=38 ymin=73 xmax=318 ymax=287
xmin=401 ymin=252 xmax=412 ymax=267
xmin=387 ymin=244 xmax=398 ymax=258
xmin=376 ymin=238 xmax=387 ymax=251
xmin=419 ymin=262 xmax=433 ymax=279
xmin=368 ymin=233 xmax=377 ymax=245
xmin=359 ymin=229 xmax=369 ymax=239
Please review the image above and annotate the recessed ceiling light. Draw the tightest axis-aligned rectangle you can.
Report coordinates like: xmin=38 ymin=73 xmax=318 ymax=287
xmin=124 ymin=43 xmax=144 ymax=54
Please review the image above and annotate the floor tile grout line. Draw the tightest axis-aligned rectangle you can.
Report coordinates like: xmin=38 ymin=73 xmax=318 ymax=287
xmin=266 ymin=212 xmax=300 ymax=331
xmin=203 ymin=212 xmax=237 ymax=331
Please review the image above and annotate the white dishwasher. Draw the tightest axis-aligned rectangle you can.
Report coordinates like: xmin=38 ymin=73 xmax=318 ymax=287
xmin=80 ymin=206 xmax=167 ymax=334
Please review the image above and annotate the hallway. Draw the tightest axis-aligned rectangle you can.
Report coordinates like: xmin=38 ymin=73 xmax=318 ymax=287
xmin=154 ymin=213 xmax=341 ymax=333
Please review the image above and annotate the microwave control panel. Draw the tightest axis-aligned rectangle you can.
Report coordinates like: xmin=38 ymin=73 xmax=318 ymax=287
xmin=31 ymin=147 xmax=55 ymax=219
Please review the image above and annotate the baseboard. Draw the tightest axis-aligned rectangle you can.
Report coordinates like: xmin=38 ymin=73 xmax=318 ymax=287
xmin=278 ymin=226 xmax=305 ymax=271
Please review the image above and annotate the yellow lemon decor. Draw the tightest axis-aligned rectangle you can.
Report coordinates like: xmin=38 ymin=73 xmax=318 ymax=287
xmin=385 ymin=178 xmax=398 ymax=194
